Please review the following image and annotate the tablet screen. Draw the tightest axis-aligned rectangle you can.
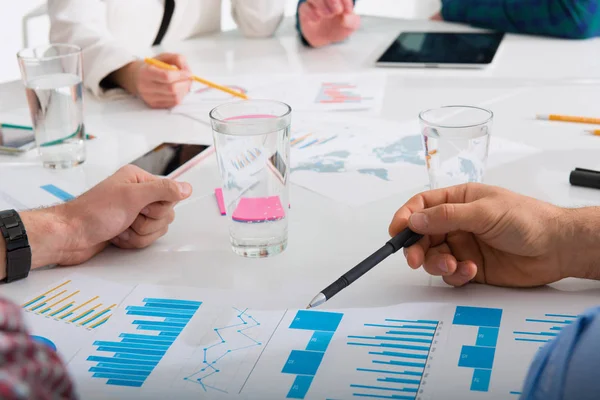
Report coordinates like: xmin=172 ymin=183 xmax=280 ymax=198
xmin=377 ymin=32 xmax=505 ymax=65
xmin=130 ymin=143 xmax=210 ymax=176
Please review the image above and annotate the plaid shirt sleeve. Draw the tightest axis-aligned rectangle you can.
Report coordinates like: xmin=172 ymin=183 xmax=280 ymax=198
xmin=441 ymin=0 xmax=600 ymax=39
xmin=0 ymin=298 xmax=77 ymax=400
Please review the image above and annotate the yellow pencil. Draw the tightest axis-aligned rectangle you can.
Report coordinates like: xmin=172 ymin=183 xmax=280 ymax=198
xmin=584 ymin=130 xmax=600 ymax=136
xmin=144 ymin=58 xmax=248 ymax=100
xmin=537 ymin=114 xmax=600 ymax=125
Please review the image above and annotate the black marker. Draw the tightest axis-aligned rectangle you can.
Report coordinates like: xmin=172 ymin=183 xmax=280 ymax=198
xmin=307 ymin=228 xmax=423 ymax=309
xmin=570 ymin=168 xmax=600 ymax=190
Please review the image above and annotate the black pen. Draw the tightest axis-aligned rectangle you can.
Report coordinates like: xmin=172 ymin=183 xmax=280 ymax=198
xmin=307 ymin=227 xmax=423 ymax=308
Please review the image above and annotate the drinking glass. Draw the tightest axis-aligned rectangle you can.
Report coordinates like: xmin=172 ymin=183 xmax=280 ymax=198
xmin=210 ymin=100 xmax=291 ymax=258
xmin=17 ymin=44 xmax=86 ymax=169
xmin=419 ymin=106 xmax=493 ymax=189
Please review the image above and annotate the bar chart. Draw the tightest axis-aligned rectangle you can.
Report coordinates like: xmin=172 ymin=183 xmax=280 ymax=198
xmin=291 ymin=133 xmax=339 ymax=149
xmin=452 ymin=306 xmax=503 ymax=393
xmin=22 ymin=279 xmax=117 ymax=329
xmin=85 ymin=297 xmax=201 ymax=387
xmin=346 ymin=317 xmax=440 ymax=399
xmin=513 ymin=313 xmax=576 ymax=345
xmin=315 ymin=82 xmax=372 ymax=104
xmin=282 ymin=310 xmax=344 ymax=399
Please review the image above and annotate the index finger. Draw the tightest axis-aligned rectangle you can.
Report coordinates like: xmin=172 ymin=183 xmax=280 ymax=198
xmin=341 ymin=0 xmax=354 ymax=13
xmin=388 ymin=184 xmax=475 ymax=236
xmin=147 ymin=65 xmax=190 ymax=83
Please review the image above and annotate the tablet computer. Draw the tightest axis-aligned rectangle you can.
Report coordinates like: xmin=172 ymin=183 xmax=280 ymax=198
xmin=376 ymin=31 xmax=505 ymax=69
xmin=129 ymin=142 xmax=213 ymax=178
xmin=0 ymin=125 xmax=36 ymax=154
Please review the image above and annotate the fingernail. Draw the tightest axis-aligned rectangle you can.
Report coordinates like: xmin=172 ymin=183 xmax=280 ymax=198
xmin=409 ymin=213 xmax=428 ymax=231
xmin=118 ymin=230 xmax=130 ymax=241
xmin=437 ymin=259 xmax=448 ymax=273
xmin=459 ymin=262 xmax=472 ymax=277
xmin=177 ymin=182 xmax=192 ymax=196
xmin=141 ymin=207 xmax=150 ymax=216
xmin=403 ymin=248 xmax=408 ymax=258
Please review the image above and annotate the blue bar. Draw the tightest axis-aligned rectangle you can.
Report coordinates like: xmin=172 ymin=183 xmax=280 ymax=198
xmin=381 ymin=332 xmax=433 ymax=338
xmin=92 ymin=373 xmax=145 ymax=381
xmin=30 ymin=302 xmax=47 ymax=311
xmin=59 ymin=312 xmax=73 ymax=320
xmin=350 ymin=384 xmax=417 ymax=393
xmin=286 ymin=375 xmax=314 ymax=399
xmin=385 ymin=319 xmax=438 ymax=325
xmin=142 ymin=298 xmax=202 ymax=306
xmin=121 ymin=338 xmax=173 ymax=346
xmin=515 ymin=338 xmax=549 ymax=343
xmin=513 ymin=331 xmax=558 ymax=337
xmin=40 ymin=309 xmax=51 ymax=314
xmin=71 ymin=309 xmax=94 ymax=323
xmin=510 ymin=391 xmax=522 ymax=395
xmin=23 ymin=296 xmax=45 ymax=308
xmin=107 ymin=379 xmax=143 ymax=387
xmin=96 ymin=363 xmax=154 ymax=371
xmin=289 ymin=310 xmax=344 ymax=332
xmin=383 ymin=325 xmax=436 ymax=330
xmin=357 ymin=368 xmax=422 ymax=377
xmin=369 ymin=351 xmax=427 ymax=360
xmin=550 ymin=327 xmax=563 ymax=331
xmin=545 ymin=314 xmax=577 ymax=318
xmin=89 ymin=367 xmax=151 ymax=377
xmin=93 ymin=341 xmax=169 ymax=351
xmin=93 ymin=319 xmax=108 ymax=329
xmin=137 ymin=325 xmax=183 ymax=333
xmin=159 ymin=332 xmax=179 ymax=337
xmin=86 ymin=356 xmax=157 ymax=367
xmin=115 ymin=353 xmax=161 ymax=362
xmin=476 ymin=327 xmax=499 ymax=347
xmin=382 ymin=336 xmax=432 ymax=343
xmin=126 ymin=310 xmax=193 ymax=319
xmin=131 ymin=320 xmax=186 ymax=328
xmin=40 ymin=184 xmax=75 ymax=201
xmin=471 ymin=369 xmax=492 ymax=392
xmin=282 ymin=350 xmax=325 ymax=375
xmin=377 ymin=377 xmax=420 ymax=385
xmin=119 ymin=333 xmax=174 ymax=343
xmin=164 ymin=318 xmax=189 ymax=323
xmin=525 ymin=319 xmax=572 ymax=324
xmin=373 ymin=360 xmax=425 ymax=368
xmin=453 ymin=306 xmax=502 ymax=328
xmin=306 ymin=331 xmax=334 ymax=352
xmin=126 ymin=305 xmax=195 ymax=315
xmin=81 ymin=309 xmax=111 ymax=326
xmin=365 ymin=324 xmax=436 ymax=332
xmin=458 ymin=346 xmax=495 ymax=369
xmin=97 ymin=346 xmax=165 ymax=357
xmin=50 ymin=304 xmax=72 ymax=317
xmin=347 ymin=342 xmax=430 ymax=352
xmin=141 ymin=302 xmax=200 ymax=310
xmin=299 ymin=139 xmax=318 ymax=149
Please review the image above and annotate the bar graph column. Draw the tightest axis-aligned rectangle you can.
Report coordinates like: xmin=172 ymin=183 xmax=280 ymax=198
xmin=452 ymin=306 xmax=502 ymax=393
xmin=282 ymin=310 xmax=343 ymax=399
xmin=347 ymin=318 xmax=440 ymax=399
xmin=86 ymin=298 xmax=202 ymax=387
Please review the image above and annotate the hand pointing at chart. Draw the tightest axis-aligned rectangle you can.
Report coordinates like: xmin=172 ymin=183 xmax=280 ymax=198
xmin=298 ymin=0 xmax=360 ymax=47
xmin=389 ymin=183 xmax=600 ymax=288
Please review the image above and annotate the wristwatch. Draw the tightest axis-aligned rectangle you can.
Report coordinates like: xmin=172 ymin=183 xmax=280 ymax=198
xmin=0 ymin=210 xmax=31 ymax=283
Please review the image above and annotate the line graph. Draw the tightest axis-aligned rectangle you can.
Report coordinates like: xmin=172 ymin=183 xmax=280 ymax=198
xmin=184 ymin=307 xmax=263 ymax=393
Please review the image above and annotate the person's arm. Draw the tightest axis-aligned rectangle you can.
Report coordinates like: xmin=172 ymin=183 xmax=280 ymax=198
xmin=440 ymin=0 xmax=600 ymax=39
xmin=0 ymin=297 xmax=77 ymax=399
xmin=230 ymin=0 xmax=286 ymax=38
xmin=48 ymin=0 xmax=138 ymax=97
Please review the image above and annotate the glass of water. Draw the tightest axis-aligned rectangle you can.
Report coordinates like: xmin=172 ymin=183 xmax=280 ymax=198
xmin=17 ymin=44 xmax=85 ymax=169
xmin=419 ymin=106 xmax=493 ymax=189
xmin=210 ymin=100 xmax=291 ymax=258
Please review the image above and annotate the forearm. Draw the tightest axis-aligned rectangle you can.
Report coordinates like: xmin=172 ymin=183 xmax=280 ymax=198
xmin=561 ymin=207 xmax=600 ymax=280
xmin=441 ymin=0 xmax=600 ymax=39
xmin=0 ymin=207 xmax=73 ymax=281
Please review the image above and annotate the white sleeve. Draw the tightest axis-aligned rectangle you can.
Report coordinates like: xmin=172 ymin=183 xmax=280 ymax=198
xmin=48 ymin=0 xmax=137 ymax=98
xmin=230 ymin=0 xmax=286 ymax=38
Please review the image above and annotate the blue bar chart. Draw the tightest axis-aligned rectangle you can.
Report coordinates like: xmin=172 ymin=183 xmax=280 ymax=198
xmin=86 ymin=297 xmax=201 ymax=387
xmin=282 ymin=310 xmax=343 ymax=399
xmin=453 ymin=306 xmax=503 ymax=393
xmin=22 ymin=279 xmax=116 ymax=329
xmin=513 ymin=313 xmax=577 ymax=345
xmin=347 ymin=318 xmax=439 ymax=399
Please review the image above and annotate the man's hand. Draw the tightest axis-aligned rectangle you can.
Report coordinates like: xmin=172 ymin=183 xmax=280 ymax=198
xmin=112 ymin=53 xmax=192 ymax=109
xmin=389 ymin=184 xmax=581 ymax=288
xmin=20 ymin=165 xmax=192 ymax=270
xmin=298 ymin=0 xmax=360 ymax=47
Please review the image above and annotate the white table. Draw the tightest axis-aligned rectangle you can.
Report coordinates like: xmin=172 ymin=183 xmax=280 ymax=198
xmin=1 ymin=17 xmax=600 ymax=311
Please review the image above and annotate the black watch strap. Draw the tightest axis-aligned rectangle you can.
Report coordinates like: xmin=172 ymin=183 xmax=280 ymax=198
xmin=0 ymin=210 xmax=31 ymax=283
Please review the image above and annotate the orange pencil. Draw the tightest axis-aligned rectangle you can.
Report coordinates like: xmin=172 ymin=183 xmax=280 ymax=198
xmin=584 ymin=130 xmax=600 ymax=136
xmin=537 ymin=114 xmax=600 ymax=125
xmin=144 ymin=58 xmax=248 ymax=100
